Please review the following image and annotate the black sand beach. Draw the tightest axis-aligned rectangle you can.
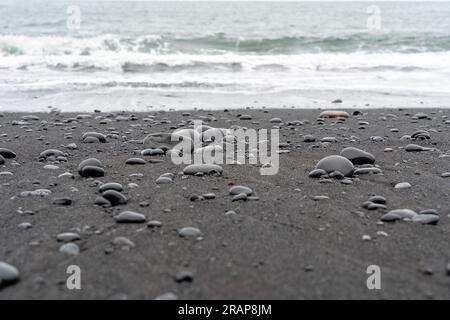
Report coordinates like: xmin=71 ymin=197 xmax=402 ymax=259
xmin=0 ymin=108 xmax=449 ymax=299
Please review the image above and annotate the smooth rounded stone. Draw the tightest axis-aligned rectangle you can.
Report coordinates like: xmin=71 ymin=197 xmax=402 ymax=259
xmin=125 ymin=158 xmax=146 ymax=165
xmin=395 ymin=182 xmax=411 ymax=189
xmin=83 ymin=136 xmax=101 ymax=144
xmin=367 ymin=203 xmax=387 ymax=211
xmin=313 ymin=195 xmax=330 ymax=201
xmin=239 ymin=114 xmax=252 ymax=120
xmin=94 ymin=196 xmax=111 ymax=206
xmin=419 ymin=209 xmax=439 ymax=216
xmin=156 ymin=176 xmax=173 ymax=184
xmin=0 ymin=262 xmax=20 ymax=287
xmin=329 ymin=171 xmax=344 ymax=179
xmin=20 ymin=189 xmax=52 ymax=197
xmin=319 ymin=111 xmax=349 ymax=118
xmin=381 ymin=212 xmax=401 ymax=222
xmin=114 ymin=211 xmax=146 ymax=223
xmin=178 ymin=227 xmax=201 ymax=238
xmin=147 ymin=220 xmax=163 ymax=228
xmin=59 ymin=243 xmax=80 ymax=256
xmin=53 ymin=197 xmax=72 ymax=206
xmin=405 ymin=144 xmax=429 ymax=152
xmin=82 ymin=132 xmax=106 ymax=143
xmin=270 ymin=117 xmax=283 ymax=123
xmin=58 ymin=172 xmax=74 ymax=179
xmin=411 ymin=130 xmax=431 ymax=140
xmin=56 ymin=232 xmax=80 ymax=242
xmin=18 ymin=222 xmax=32 ymax=230
xmin=0 ymin=155 xmax=5 ymax=165
xmin=44 ymin=164 xmax=59 ymax=170
xmin=80 ymin=166 xmax=105 ymax=178
xmin=340 ymin=178 xmax=353 ymax=185
xmin=38 ymin=149 xmax=65 ymax=161
xmin=320 ymin=137 xmax=338 ymax=143
xmin=368 ymin=195 xmax=387 ymax=204
xmin=202 ymin=193 xmax=216 ymax=199
xmin=340 ymin=147 xmax=375 ymax=165
xmin=0 ymin=148 xmax=17 ymax=159
xmin=78 ymin=158 xmax=103 ymax=176
xmin=413 ymin=214 xmax=439 ymax=225
xmin=232 ymin=193 xmax=248 ymax=202
xmin=303 ymin=135 xmax=316 ymax=143
xmin=229 ymin=185 xmax=253 ymax=196
xmin=315 ymin=155 xmax=354 ymax=177
xmin=414 ymin=112 xmax=429 ymax=119
xmin=385 ymin=209 xmax=417 ymax=221
xmin=308 ymin=169 xmax=327 ymax=178
xmin=183 ymin=164 xmax=223 ymax=175
xmin=102 ymin=190 xmax=127 ymax=206
xmin=441 ymin=172 xmax=450 ymax=178
xmin=174 ymin=270 xmax=194 ymax=283
xmin=112 ymin=237 xmax=136 ymax=250
xmin=354 ymin=167 xmax=382 ymax=175
xmin=66 ymin=143 xmax=78 ymax=150
xmin=98 ymin=182 xmax=123 ymax=193
xmin=141 ymin=148 xmax=165 ymax=156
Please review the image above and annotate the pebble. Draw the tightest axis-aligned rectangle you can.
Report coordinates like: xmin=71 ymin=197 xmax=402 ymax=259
xmin=82 ymin=132 xmax=106 ymax=143
xmin=53 ymin=197 xmax=72 ymax=206
xmin=125 ymin=158 xmax=146 ymax=165
xmin=183 ymin=164 xmax=223 ymax=175
xmin=114 ymin=211 xmax=146 ymax=223
xmin=368 ymin=195 xmax=387 ymax=204
xmin=232 ymin=193 xmax=248 ymax=202
xmin=405 ymin=144 xmax=429 ymax=152
xmin=98 ymin=182 xmax=123 ymax=193
xmin=0 ymin=262 xmax=20 ymax=287
xmin=0 ymin=148 xmax=17 ymax=159
xmin=102 ymin=190 xmax=127 ymax=206
xmin=309 ymin=169 xmax=327 ymax=178
xmin=18 ymin=222 xmax=32 ymax=230
xmin=178 ymin=227 xmax=201 ymax=238
xmin=59 ymin=243 xmax=80 ymax=255
xmin=154 ymin=292 xmax=178 ymax=300
xmin=319 ymin=111 xmax=349 ymax=118
xmin=20 ymin=189 xmax=52 ymax=197
xmin=39 ymin=149 xmax=65 ymax=161
xmin=56 ymin=232 xmax=80 ymax=242
xmin=441 ymin=172 xmax=450 ymax=178
xmin=229 ymin=185 xmax=253 ymax=196
xmin=78 ymin=158 xmax=104 ymax=178
xmin=394 ymin=182 xmax=411 ymax=189
xmin=303 ymin=135 xmax=316 ymax=143
xmin=174 ymin=271 xmax=194 ymax=283
xmin=381 ymin=209 xmax=417 ymax=222
xmin=0 ymin=155 xmax=4 ymax=165
xmin=340 ymin=147 xmax=375 ymax=165
xmin=315 ymin=155 xmax=354 ymax=177
xmin=147 ymin=220 xmax=163 ymax=228
xmin=412 ymin=214 xmax=439 ymax=225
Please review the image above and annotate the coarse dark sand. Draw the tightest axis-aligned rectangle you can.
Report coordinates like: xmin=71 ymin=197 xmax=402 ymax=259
xmin=0 ymin=108 xmax=449 ymax=299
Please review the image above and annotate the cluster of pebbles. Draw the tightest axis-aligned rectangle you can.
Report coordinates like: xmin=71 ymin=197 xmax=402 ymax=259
xmin=0 ymin=108 xmax=449 ymax=298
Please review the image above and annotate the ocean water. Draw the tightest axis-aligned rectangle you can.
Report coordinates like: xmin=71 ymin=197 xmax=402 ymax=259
xmin=1 ymin=1 xmax=450 ymax=111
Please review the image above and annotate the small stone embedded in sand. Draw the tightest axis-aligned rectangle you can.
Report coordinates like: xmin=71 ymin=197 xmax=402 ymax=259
xmin=0 ymin=148 xmax=17 ymax=159
xmin=229 ymin=185 xmax=253 ymax=196
xmin=126 ymin=158 xmax=146 ymax=165
xmin=39 ymin=149 xmax=65 ymax=161
xmin=411 ymin=130 xmax=431 ymax=140
xmin=53 ymin=197 xmax=72 ymax=206
xmin=315 ymin=155 xmax=354 ymax=177
xmin=340 ymin=147 xmax=375 ymax=165
xmin=354 ymin=167 xmax=382 ymax=175
xmin=20 ymin=189 xmax=52 ymax=197
xmin=368 ymin=195 xmax=386 ymax=204
xmin=112 ymin=237 xmax=136 ymax=250
xmin=413 ymin=214 xmax=439 ymax=225
xmin=99 ymin=182 xmax=123 ymax=193
xmin=381 ymin=209 xmax=417 ymax=222
xmin=441 ymin=172 xmax=450 ymax=178
xmin=44 ymin=164 xmax=59 ymax=170
xmin=232 ymin=193 xmax=248 ymax=202
xmin=78 ymin=158 xmax=104 ymax=177
xmin=156 ymin=175 xmax=173 ymax=184
xmin=18 ymin=222 xmax=32 ymax=230
xmin=59 ymin=243 xmax=80 ymax=255
xmin=102 ymin=190 xmax=127 ymax=206
xmin=303 ymin=135 xmax=316 ymax=143
xmin=82 ymin=132 xmax=106 ymax=143
xmin=174 ymin=270 xmax=194 ymax=283
xmin=0 ymin=262 xmax=20 ymax=287
xmin=405 ymin=144 xmax=429 ymax=152
xmin=114 ymin=211 xmax=146 ymax=223
xmin=239 ymin=114 xmax=252 ymax=120
xmin=183 ymin=164 xmax=223 ymax=175
xmin=141 ymin=148 xmax=165 ymax=156
xmin=56 ymin=232 xmax=80 ymax=242
xmin=309 ymin=169 xmax=327 ymax=178
xmin=270 ymin=117 xmax=283 ymax=123
xmin=395 ymin=182 xmax=411 ymax=189
xmin=154 ymin=292 xmax=178 ymax=300
xmin=178 ymin=227 xmax=201 ymax=238
xmin=319 ymin=111 xmax=349 ymax=118
xmin=148 ymin=220 xmax=162 ymax=228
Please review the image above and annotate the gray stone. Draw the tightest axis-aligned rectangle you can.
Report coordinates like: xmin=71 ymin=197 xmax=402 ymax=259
xmin=340 ymin=147 xmax=375 ymax=165
xmin=56 ymin=232 xmax=80 ymax=242
xmin=102 ymin=190 xmax=127 ymax=206
xmin=315 ymin=155 xmax=354 ymax=177
xmin=229 ymin=185 xmax=253 ymax=196
xmin=99 ymin=182 xmax=123 ymax=193
xmin=114 ymin=211 xmax=146 ymax=223
xmin=178 ymin=227 xmax=201 ymax=238
xmin=125 ymin=158 xmax=146 ymax=165
xmin=0 ymin=148 xmax=17 ymax=159
xmin=183 ymin=164 xmax=223 ymax=175
xmin=59 ymin=243 xmax=80 ymax=255
xmin=0 ymin=262 xmax=20 ymax=287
